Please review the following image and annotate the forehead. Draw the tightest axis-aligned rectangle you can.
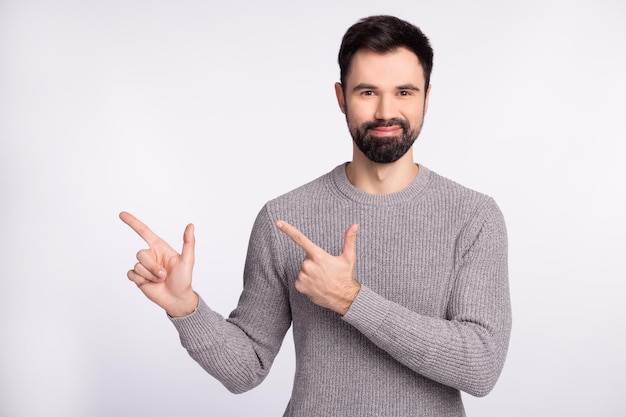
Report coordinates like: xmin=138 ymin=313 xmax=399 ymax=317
xmin=346 ymin=47 xmax=425 ymax=88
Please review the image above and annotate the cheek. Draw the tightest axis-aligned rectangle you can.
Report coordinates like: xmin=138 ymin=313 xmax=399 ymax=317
xmin=345 ymin=114 xmax=359 ymax=133
xmin=345 ymin=102 xmax=372 ymax=126
xmin=403 ymin=106 xmax=425 ymax=125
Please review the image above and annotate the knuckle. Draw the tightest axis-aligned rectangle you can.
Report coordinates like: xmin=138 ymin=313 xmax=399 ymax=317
xmin=127 ymin=271 xmax=141 ymax=286
xmin=301 ymin=261 xmax=315 ymax=275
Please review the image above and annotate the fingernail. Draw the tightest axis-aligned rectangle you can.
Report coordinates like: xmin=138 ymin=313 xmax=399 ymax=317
xmin=157 ymin=270 xmax=166 ymax=279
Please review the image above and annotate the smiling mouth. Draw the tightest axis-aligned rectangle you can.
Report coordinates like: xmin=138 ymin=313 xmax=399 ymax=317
xmin=370 ymin=126 xmax=403 ymax=136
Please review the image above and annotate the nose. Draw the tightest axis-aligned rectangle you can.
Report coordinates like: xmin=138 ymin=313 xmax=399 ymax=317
xmin=374 ymin=94 xmax=396 ymax=120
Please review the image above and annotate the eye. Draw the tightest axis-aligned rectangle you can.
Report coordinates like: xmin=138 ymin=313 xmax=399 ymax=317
xmin=360 ymin=90 xmax=375 ymax=96
xmin=399 ymin=90 xmax=412 ymax=96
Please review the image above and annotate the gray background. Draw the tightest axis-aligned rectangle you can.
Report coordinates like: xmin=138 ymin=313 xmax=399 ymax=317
xmin=1 ymin=0 xmax=625 ymax=416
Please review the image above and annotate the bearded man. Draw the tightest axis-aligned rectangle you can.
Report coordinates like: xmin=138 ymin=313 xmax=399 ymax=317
xmin=121 ymin=15 xmax=512 ymax=417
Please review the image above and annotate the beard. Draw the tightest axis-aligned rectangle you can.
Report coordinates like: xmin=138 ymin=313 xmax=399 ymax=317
xmin=349 ymin=117 xmax=423 ymax=164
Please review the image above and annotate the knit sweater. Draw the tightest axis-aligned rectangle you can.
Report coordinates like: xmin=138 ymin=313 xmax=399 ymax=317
xmin=170 ymin=163 xmax=512 ymax=417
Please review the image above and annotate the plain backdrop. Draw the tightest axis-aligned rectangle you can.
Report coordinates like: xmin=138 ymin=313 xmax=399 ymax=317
xmin=1 ymin=0 xmax=625 ymax=416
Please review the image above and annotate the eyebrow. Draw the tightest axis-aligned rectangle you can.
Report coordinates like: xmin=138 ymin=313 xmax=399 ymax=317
xmin=352 ymin=83 xmax=421 ymax=92
xmin=396 ymin=84 xmax=422 ymax=92
xmin=352 ymin=83 xmax=378 ymax=92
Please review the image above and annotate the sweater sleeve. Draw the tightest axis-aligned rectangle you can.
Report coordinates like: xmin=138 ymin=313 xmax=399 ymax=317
xmin=169 ymin=205 xmax=292 ymax=394
xmin=342 ymin=199 xmax=512 ymax=397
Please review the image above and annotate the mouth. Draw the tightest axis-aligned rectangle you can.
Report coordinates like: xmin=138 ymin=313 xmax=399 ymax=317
xmin=369 ymin=126 xmax=403 ymax=137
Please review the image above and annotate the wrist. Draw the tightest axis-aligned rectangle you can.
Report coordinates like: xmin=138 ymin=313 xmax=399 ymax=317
xmin=166 ymin=292 xmax=199 ymax=318
xmin=338 ymin=282 xmax=361 ymax=316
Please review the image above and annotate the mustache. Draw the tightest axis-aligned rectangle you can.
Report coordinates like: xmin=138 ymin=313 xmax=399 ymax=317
xmin=362 ymin=118 xmax=410 ymax=131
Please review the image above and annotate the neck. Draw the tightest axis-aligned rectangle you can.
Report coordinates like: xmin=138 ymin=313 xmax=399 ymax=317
xmin=346 ymin=148 xmax=419 ymax=194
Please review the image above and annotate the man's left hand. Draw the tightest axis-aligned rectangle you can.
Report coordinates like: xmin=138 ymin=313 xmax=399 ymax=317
xmin=276 ymin=220 xmax=361 ymax=315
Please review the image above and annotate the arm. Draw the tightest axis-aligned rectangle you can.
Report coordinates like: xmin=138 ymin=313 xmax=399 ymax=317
xmin=343 ymin=204 xmax=510 ymax=396
xmin=276 ymin=201 xmax=511 ymax=397
xmin=166 ymin=208 xmax=292 ymax=393
xmin=120 ymin=209 xmax=292 ymax=394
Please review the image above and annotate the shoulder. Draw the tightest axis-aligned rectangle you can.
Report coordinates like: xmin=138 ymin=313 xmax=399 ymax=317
xmin=425 ymin=167 xmax=498 ymax=205
xmin=422 ymin=168 xmax=507 ymax=252
xmin=264 ymin=165 xmax=341 ymax=211
xmin=247 ymin=165 xmax=340 ymax=254
xmin=425 ymin=167 xmax=485 ymax=200
xmin=422 ymin=166 xmax=505 ymax=226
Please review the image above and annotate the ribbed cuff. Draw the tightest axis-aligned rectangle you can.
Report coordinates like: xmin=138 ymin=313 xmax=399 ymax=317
xmin=169 ymin=296 xmax=226 ymax=349
xmin=341 ymin=285 xmax=390 ymax=337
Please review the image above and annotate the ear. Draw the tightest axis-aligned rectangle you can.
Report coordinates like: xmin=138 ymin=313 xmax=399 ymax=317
xmin=335 ymin=82 xmax=346 ymax=114
xmin=424 ymin=83 xmax=432 ymax=114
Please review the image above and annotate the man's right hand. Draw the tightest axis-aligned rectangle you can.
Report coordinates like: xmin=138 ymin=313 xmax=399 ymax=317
xmin=119 ymin=211 xmax=198 ymax=317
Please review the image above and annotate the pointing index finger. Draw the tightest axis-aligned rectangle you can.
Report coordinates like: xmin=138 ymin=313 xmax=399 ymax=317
xmin=275 ymin=220 xmax=320 ymax=256
xmin=119 ymin=211 xmax=161 ymax=245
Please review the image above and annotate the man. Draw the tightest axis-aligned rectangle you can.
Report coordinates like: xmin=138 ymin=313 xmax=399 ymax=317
xmin=121 ymin=15 xmax=511 ymax=416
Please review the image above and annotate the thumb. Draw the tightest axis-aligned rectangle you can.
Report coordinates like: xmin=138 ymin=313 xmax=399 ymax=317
xmin=342 ymin=224 xmax=359 ymax=261
xmin=181 ymin=223 xmax=195 ymax=266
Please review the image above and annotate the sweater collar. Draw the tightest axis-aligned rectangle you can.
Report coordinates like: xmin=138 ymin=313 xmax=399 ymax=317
xmin=330 ymin=162 xmax=431 ymax=205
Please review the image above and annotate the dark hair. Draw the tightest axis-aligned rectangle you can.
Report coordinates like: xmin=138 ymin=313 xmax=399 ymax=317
xmin=338 ymin=15 xmax=434 ymax=91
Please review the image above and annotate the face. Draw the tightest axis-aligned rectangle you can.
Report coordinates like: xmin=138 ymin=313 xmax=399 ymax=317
xmin=335 ymin=47 xmax=430 ymax=164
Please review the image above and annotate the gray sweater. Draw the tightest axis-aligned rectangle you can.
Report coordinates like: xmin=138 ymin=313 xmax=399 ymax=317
xmin=171 ymin=163 xmax=512 ymax=416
